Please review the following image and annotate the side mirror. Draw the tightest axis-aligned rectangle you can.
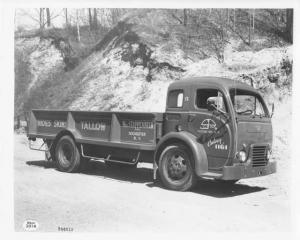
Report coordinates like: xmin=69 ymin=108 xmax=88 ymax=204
xmin=207 ymin=99 xmax=216 ymax=111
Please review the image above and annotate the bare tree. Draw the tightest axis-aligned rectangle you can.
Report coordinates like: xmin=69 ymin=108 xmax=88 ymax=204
xmin=248 ymin=9 xmax=251 ymax=45
xmin=18 ymin=8 xmax=64 ymax=32
xmin=176 ymin=9 xmax=229 ymax=63
xmin=46 ymin=8 xmax=51 ymax=27
xmin=183 ymin=9 xmax=187 ymax=26
xmin=227 ymin=9 xmax=230 ymax=25
xmin=286 ymin=9 xmax=293 ymax=43
xmin=76 ymin=9 xmax=81 ymax=42
xmin=39 ymin=8 xmax=45 ymax=30
xmin=233 ymin=9 xmax=236 ymax=31
xmin=64 ymin=8 xmax=69 ymax=27
xmin=252 ymin=9 xmax=255 ymax=29
xmin=93 ymin=8 xmax=98 ymax=29
xmin=170 ymin=10 xmax=183 ymax=24
xmin=88 ymin=8 xmax=93 ymax=30
xmin=110 ymin=8 xmax=126 ymax=25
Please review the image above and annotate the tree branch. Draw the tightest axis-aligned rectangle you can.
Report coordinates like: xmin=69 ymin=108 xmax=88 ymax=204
xmin=171 ymin=13 xmax=183 ymax=24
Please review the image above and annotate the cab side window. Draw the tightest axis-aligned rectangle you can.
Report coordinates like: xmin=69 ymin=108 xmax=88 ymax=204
xmin=196 ymin=89 xmax=227 ymax=112
xmin=168 ymin=90 xmax=184 ymax=108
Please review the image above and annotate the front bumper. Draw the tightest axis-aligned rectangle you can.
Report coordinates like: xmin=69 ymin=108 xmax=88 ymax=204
xmin=221 ymin=161 xmax=276 ymax=180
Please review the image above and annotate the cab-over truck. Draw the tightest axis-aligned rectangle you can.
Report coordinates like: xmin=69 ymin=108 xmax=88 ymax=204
xmin=27 ymin=77 xmax=276 ymax=191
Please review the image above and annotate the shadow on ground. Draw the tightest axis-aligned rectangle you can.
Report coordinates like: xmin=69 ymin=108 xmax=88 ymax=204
xmin=26 ymin=160 xmax=266 ymax=198
xmin=192 ymin=180 xmax=266 ymax=198
xmin=82 ymin=161 xmax=153 ymax=184
xmin=26 ymin=160 xmax=55 ymax=169
xmin=26 ymin=160 xmax=152 ymax=184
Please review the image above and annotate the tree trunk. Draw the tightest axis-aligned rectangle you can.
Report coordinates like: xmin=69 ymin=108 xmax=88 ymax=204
xmin=233 ymin=9 xmax=236 ymax=31
xmin=88 ymin=8 xmax=92 ymax=30
xmin=65 ymin=8 xmax=68 ymax=27
xmin=252 ymin=9 xmax=255 ymax=29
xmin=227 ymin=9 xmax=229 ymax=25
xmin=46 ymin=8 xmax=51 ymax=27
xmin=248 ymin=10 xmax=251 ymax=45
xmin=183 ymin=9 xmax=187 ymax=26
xmin=93 ymin=8 xmax=98 ymax=30
xmin=39 ymin=8 xmax=44 ymax=30
xmin=286 ymin=9 xmax=293 ymax=43
xmin=76 ymin=10 xmax=81 ymax=42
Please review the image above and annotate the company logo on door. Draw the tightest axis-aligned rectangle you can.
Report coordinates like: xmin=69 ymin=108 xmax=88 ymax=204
xmin=200 ymin=119 xmax=217 ymax=130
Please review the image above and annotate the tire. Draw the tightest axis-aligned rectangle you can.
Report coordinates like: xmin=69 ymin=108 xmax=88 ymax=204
xmin=158 ymin=144 xmax=196 ymax=191
xmin=55 ymin=135 xmax=81 ymax=173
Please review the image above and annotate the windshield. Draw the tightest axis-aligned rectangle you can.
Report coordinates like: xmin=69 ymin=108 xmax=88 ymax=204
xmin=230 ymin=89 xmax=269 ymax=118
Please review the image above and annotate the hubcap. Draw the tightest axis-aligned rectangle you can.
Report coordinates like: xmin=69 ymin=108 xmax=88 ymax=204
xmin=167 ymin=153 xmax=188 ymax=180
xmin=59 ymin=142 xmax=73 ymax=167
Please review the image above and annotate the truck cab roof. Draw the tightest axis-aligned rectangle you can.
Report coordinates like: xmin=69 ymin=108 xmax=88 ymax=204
xmin=168 ymin=77 xmax=258 ymax=94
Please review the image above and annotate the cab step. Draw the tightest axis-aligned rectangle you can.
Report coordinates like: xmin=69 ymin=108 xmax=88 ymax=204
xmin=200 ymin=172 xmax=222 ymax=179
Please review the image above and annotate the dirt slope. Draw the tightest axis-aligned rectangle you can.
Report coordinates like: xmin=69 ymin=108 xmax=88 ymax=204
xmin=15 ymin=9 xmax=292 ymax=114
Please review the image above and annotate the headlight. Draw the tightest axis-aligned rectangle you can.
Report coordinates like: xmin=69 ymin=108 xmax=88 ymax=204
xmin=266 ymin=149 xmax=272 ymax=160
xmin=237 ymin=151 xmax=247 ymax=162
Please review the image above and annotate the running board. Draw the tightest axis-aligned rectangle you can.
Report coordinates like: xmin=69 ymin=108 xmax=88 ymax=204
xmin=200 ymin=172 xmax=223 ymax=179
xmin=80 ymin=144 xmax=140 ymax=165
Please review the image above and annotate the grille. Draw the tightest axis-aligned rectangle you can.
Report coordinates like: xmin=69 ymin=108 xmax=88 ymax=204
xmin=251 ymin=146 xmax=268 ymax=167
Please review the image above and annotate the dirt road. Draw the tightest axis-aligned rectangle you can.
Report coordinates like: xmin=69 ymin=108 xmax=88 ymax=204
xmin=14 ymin=133 xmax=291 ymax=232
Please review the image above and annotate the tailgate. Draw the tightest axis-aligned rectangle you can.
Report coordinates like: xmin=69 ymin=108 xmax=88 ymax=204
xmin=27 ymin=110 xmax=69 ymax=138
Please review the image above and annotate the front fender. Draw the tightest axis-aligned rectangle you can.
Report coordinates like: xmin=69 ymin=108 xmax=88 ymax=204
xmin=154 ymin=131 xmax=208 ymax=177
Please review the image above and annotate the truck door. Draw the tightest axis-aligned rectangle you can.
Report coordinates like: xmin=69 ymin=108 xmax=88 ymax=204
xmin=187 ymin=88 xmax=233 ymax=170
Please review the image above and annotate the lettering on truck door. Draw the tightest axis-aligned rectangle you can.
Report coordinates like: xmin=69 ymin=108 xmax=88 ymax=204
xmin=187 ymin=88 xmax=233 ymax=170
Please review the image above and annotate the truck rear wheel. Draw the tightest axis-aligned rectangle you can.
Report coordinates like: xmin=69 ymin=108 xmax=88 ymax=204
xmin=158 ymin=144 xmax=196 ymax=191
xmin=55 ymin=135 xmax=81 ymax=173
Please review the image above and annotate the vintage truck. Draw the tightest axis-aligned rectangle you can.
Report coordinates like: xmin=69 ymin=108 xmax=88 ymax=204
xmin=27 ymin=77 xmax=276 ymax=191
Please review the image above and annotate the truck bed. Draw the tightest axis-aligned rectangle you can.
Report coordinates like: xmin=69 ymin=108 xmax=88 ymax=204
xmin=28 ymin=110 xmax=164 ymax=151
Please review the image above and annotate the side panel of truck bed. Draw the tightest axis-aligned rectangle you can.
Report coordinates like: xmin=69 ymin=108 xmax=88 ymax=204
xmin=28 ymin=110 xmax=163 ymax=151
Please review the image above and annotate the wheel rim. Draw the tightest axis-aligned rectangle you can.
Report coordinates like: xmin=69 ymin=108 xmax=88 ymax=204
xmin=165 ymin=150 xmax=189 ymax=181
xmin=58 ymin=142 xmax=73 ymax=168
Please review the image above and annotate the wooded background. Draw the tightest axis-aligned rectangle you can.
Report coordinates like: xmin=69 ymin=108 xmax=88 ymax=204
xmin=15 ymin=8 xmax=293 ymax=64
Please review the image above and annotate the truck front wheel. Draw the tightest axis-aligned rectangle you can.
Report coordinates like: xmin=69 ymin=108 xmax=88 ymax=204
xmin=158 ymin=144 xmax=196 ymax=191
xmin=55 ymin=135 xmax=81 ymax=173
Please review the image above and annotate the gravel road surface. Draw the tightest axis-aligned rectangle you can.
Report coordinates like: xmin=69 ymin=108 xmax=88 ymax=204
xmin=14 ymin=133 xmax=291 ymax=232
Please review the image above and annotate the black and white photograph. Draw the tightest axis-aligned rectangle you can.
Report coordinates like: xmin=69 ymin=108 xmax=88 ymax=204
xmin=0 ymin=0 xmax=299 ymax=237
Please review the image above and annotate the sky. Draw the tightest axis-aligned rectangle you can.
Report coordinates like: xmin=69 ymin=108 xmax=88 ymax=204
xmin=14 ymin=8 xmax=100 ymax=30
xmin=14 ymin=8 xmax=125 ymax=31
